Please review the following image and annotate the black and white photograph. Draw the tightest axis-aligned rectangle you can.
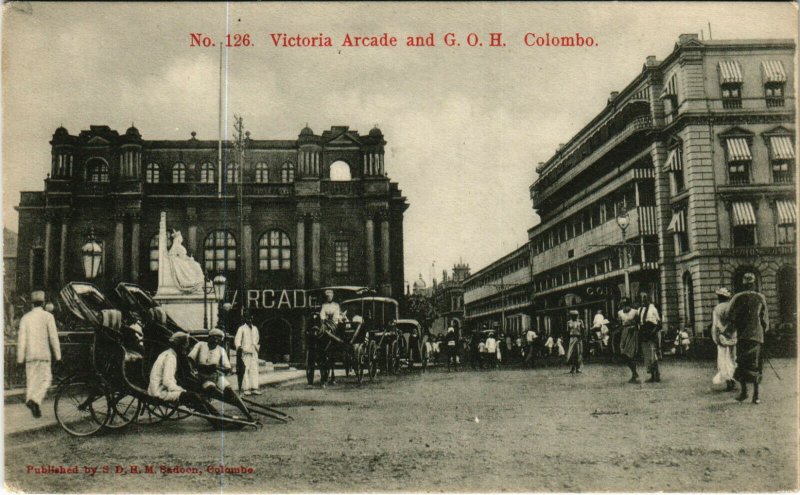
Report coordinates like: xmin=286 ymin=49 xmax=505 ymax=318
xmin=2 ymin=2 xmax=798 ymax=493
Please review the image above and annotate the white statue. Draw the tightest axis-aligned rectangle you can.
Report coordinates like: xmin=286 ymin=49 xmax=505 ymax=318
xmin=167 ymin=229 xmax=205 ymax=293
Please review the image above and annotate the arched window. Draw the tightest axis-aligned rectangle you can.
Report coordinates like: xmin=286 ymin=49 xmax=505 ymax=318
xmin=200 ymin=162 xmax=215 ymax=183
xmin=204 ymin=230 xmax=236 ymax=272
xmin=145 ymin=163 xmax=160 ymax=183
xmin=281 ymin=162 xmax=295 ymax=183
xmin=777 ymin=265 xmax=796 ymax=324
xmin=255 ymin=162 xmax=269 ymax=183
xmin=226 ymin=163 xmax=239 ymax=184
xmin=172 ymin=163 xmax=186 ymax=183
xmin=86 ymin=160 xmax=109 ymax=182
xmin=258 ymin=230 xmax=292 ymax=271
xmin=682 ymin=271 xmax=694 ymax=326
xmin=329 ymin=160 xmax=351 ymax=181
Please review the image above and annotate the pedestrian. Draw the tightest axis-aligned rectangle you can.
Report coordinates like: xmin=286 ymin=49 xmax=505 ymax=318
xmin=711 ymin=287 xmax=737 ymax=391
xmin=617 ymin=298 xmax=640 ymax=383
xmin=445 ymin=324 xmax=458 ymax=371
xmin=565 ymin=310 xmax=586 ymax=374
xmin=485 ymin=332 xmax=497 ymax=369
xmin=16 ymin=291 xmax=61 ymax=418
xmin=234 ymin=313 xmax=261 ymax=395
xmin=556 ymin=336 xmax=566 ymax=358
xmin=638 ymin=293 xmax=662 ymax=383
xmin=524 ymin=328 xmax=538 ymax=368
xmin=729 ymin=273 xmax=769 ymax=404
xmin=544 ymin=335 xmax=555 ymax=356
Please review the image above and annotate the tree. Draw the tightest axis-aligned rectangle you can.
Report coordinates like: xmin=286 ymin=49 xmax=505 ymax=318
xmin=399 ymin=294 xmax=436 ymax=330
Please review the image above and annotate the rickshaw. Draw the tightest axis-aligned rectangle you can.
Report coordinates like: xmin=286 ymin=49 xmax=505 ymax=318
xmin=52 ymin=282 xmax=285 ymax=437
xmin=112 ymin=282 xmax=291 ymax=423
xmin=392 ymin=319 xmax=430 ymax=373
xmin=304 ymin=287 xmax=376 ymax=385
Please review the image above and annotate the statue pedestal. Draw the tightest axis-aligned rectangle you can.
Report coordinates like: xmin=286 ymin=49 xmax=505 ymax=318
xmin=154 ymin=292 xmax=216 ymax=332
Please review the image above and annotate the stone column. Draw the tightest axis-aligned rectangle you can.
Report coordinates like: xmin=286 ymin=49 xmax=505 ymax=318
xmin=365 ymin=214 xmax=376 ymax=287
xmin=296 ymin=214 xmax=306 ymax=287
xmin=379 ymin=209 xmax=390 ymax=290
xmin=186 ymin=207 xmax=198 ymax=257
xmin=59 ymin=215 xmax=69 ymax=287
xmin=43 ymin=213 xmax=53 ymax=288
xmin=311 ymin=211 xmax=321 ymax=287
xmin=130 ymin=212 xmax=140 ymax=282
xmin=114 ymin=211 xmax=125 ymax=283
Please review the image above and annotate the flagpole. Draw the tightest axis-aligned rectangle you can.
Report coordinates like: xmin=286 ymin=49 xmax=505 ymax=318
xmin=218 ymin=44 xmax=224 ymax=198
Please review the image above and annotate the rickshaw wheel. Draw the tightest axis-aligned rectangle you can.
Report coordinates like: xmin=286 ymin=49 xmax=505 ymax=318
xmin=355 ymin=345 xmax=365 ymax=384
xmin=104 ymin=393 xmax=140 ymax=430
xmin=137 ymin=401 xmax=178 ymax=425
xmin=368 ymin=341 xmax=378 ymax=381
xmin=390 ymin=340 xmax=402 ymax=374
xmin=384 ymin=343 xmax=393 ymax=374
xmin=54 ymin=375 xmax=111 ymax=437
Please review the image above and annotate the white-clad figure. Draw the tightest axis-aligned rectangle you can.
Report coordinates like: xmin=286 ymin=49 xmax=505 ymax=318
xmin=17 ymin=291 xmax=61 ymax=418
xmin=234 ymin=314 xmax=261 ymax=395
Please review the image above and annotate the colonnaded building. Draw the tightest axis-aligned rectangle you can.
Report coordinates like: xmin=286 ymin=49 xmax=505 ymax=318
xmin=528 ymin=35 xmax=795 ymax=336
xmin=15 ymin=124 xmax=408 ymax=362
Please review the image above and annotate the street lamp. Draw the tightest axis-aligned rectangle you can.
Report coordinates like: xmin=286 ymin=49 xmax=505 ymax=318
xmin=212 ymin=275 xmax=227 ymax=331
xmin=615 ymin=212 xmax=631 ymax=299
xmin=81 ymin=229 xmax=103 ymax=280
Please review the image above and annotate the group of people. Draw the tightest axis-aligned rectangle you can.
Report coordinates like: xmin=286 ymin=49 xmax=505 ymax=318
xmin=15 ymin=287 xmax=266 ymax=420
xmin=711 ymin=273 xmax=770 ymax=404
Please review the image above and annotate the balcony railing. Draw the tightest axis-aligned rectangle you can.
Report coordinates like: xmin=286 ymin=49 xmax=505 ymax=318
xmin=242 ymin=183 xmax=294 ymax=197
xmin=76 ymin=182 xmax=111 ymax=195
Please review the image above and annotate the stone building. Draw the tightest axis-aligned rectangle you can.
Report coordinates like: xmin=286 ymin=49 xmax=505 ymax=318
xmin=15 ymin=124 xmax=408 ymax=361
xmin=463 ymin=245 xmax=533 ymax=336
xmin=430 ymin=261 xmax=470 ymax=335
xmin=529 ymin=35 xmax=795 ymax=337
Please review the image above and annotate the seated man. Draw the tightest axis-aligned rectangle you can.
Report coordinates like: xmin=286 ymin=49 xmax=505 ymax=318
xmin=148 ymin=331 xmax=218 ymax=417
xmin=188 ymin=328 xmax=251 ymax=420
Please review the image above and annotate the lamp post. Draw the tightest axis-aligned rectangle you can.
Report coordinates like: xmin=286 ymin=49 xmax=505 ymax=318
xmin=81 ymin=228 xmax=103 ymax=281
xmin=213 ymin=274 xmax=227 ymax=330
xmin=615 ymin=212 xmax=631 ymax=300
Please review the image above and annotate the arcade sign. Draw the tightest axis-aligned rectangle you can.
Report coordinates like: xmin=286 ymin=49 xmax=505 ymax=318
xmin=231 ymin=289 xmax=322 ymax=310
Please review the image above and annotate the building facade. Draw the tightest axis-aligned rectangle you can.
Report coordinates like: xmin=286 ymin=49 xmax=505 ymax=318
xmin=529 ymin=35 xmax=795 ymax=337
xmin=463 ymin=245 xmax=533 ymax=336
xmin=430 ymin=261 xmax=470 ymax=335
xmin=16 ymin=124 xmax=408 ymax=361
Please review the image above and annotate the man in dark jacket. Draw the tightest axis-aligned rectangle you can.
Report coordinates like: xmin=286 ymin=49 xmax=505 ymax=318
xmin=729 ymin=273 xmax=769 ymax=404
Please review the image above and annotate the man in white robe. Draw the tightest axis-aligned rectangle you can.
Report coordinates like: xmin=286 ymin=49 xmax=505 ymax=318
xmin=17 ymin=291 xmax=61 ymax=418
xmin=234 ymin=314 xmax=261 ymax=395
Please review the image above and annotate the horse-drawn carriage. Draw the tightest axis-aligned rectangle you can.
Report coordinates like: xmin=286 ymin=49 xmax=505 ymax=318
xmin=392 ymin=319 xmax=430 ymax=372
xmin=51 ymin=282 xmax=289 ymax=437
xmin=304 ymin=288 xmax=404 ymax=385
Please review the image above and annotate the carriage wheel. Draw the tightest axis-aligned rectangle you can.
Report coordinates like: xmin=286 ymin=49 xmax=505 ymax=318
xmin=54 ymin=375 xmax=111 ymax=437
xmin=354 ymin=345 xmax=365 ymax=384
xmin=305 ymin=348 xmax=315 ymax=385
xmin=383 ymin=344 xmax=392 ymax=374
xmin=137 ymin=401 xmax=178 ymax=425
xmin=391 ymin=341 xmax=402 ymax=374
xmin=368 ymin=341 xmax=378 ymax=381
xmin=104 ymin=393 xmax=140 ymax=430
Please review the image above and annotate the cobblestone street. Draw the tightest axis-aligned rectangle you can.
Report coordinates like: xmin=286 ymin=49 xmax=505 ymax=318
xmin=5 ymin=359 xmax=797 ymax=493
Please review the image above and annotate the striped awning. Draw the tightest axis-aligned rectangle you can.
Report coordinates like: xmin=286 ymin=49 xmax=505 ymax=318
xmin=769 ymin=136 xmax=795 ymax=160
xmin=725 ymin=138 xmax=752 ymax=161
xmin=776 ymin=200 xmax=796 ymax=225
xmin=665 ymin=147 xmax=683 ymax=171
xmin=761 ymin=60 xmax=787 ymax=83
xmin=667 ymin=210 xmax=686 ymax=233
xmin=631 ymin=87 xmax=650 ymax=101
xmin=719 ymin=60 xmax=743 ymax=84
xmin=731 ymin=202 xmax=757 ymax=226
xmin=660 ymin=74 xmax=678 ymax=98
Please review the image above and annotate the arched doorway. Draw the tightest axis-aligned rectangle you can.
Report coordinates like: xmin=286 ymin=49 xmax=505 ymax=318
xmin=777 ymin=265 xmax=796 ymax=325
xmin=329 ymin=160 xmax=352 ymax=181
xmin=258 ymin=318 xmax=293 ymax=363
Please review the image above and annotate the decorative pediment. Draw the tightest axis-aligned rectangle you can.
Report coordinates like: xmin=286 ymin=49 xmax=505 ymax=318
xmin=762 ymin=125 xmax=794 ymax=137
xmin=86 ymin=135 xmax=111 ymax=145
xmin=325 ymin=132 xmax=363 ymax=146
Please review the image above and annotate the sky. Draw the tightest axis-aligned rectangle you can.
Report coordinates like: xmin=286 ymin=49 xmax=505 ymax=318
xmin=2 ymin=2 xmax=797 ymax=286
